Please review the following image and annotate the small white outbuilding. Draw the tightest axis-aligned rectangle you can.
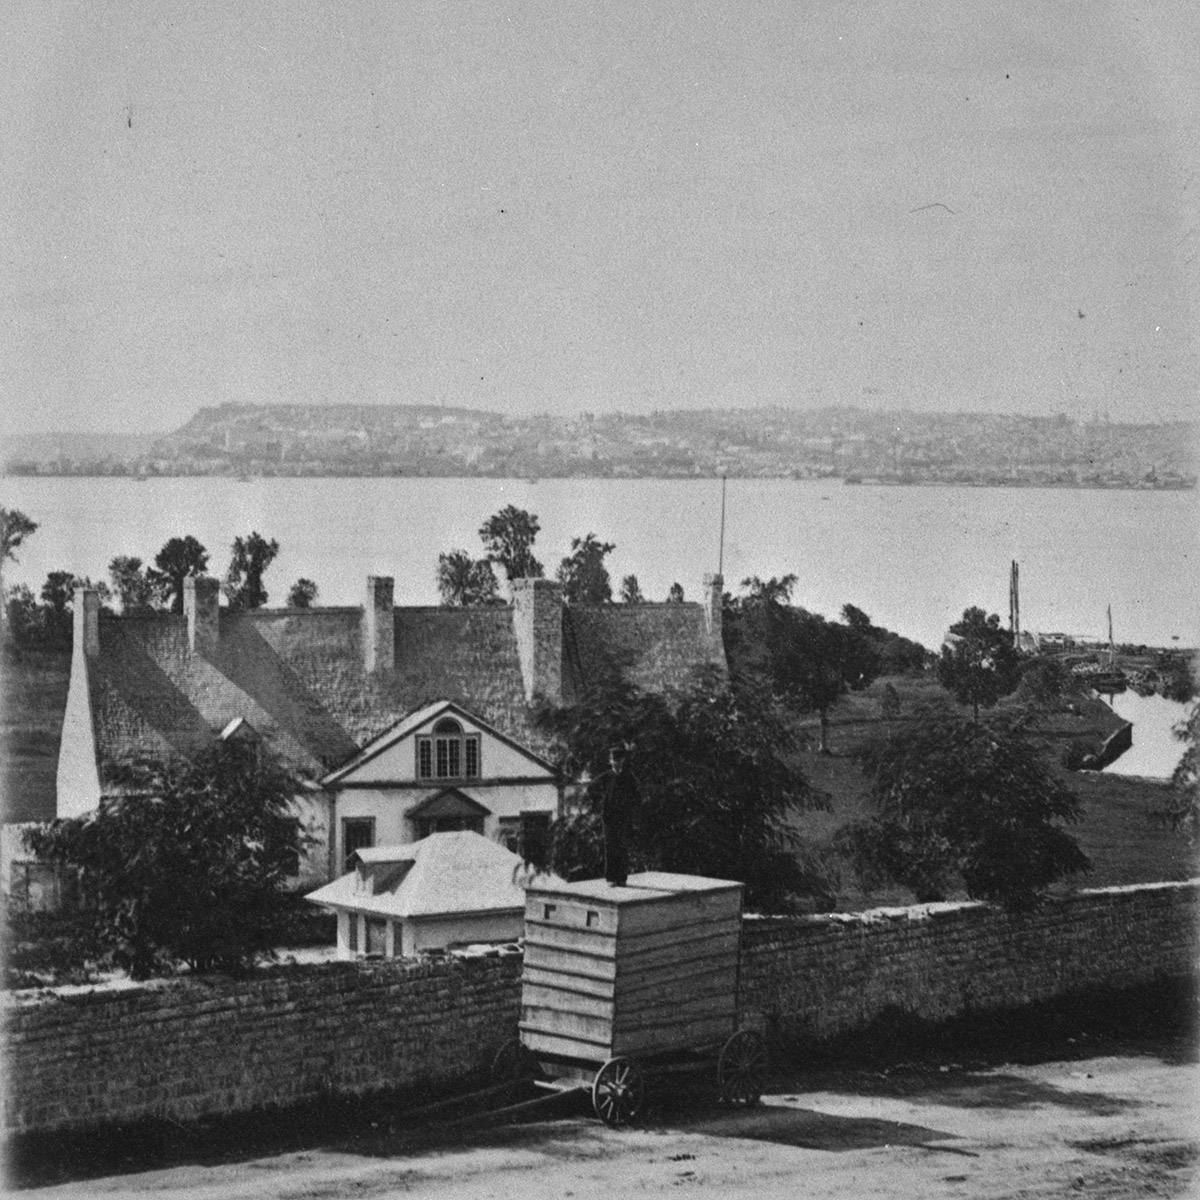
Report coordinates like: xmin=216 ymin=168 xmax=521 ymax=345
xmin=304 ymin=831 xmax=547 ymax=959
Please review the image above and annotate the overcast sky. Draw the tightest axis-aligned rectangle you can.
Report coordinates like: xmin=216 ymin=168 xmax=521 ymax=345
xmin=3 ymin=0 xmax=1197 ymax=436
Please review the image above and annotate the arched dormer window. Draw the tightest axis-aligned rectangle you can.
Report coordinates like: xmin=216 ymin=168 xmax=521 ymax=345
xmin=416 ymin=717 xmax=481 ymax=781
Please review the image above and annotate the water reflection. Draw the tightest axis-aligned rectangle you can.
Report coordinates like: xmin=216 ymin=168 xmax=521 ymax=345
xmin=1101 ymin=691 xmax=1189 ymax=779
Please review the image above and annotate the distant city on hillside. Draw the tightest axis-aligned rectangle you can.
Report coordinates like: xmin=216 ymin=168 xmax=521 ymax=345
xmin=3 ymin=404 xmax=1196 ymax=489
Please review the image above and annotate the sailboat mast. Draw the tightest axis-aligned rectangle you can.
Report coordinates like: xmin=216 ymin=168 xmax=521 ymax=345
xmin=718 ymin=474 xmax=727 ymax=579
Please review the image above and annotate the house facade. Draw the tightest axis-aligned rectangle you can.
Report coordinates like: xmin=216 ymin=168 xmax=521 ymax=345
xmin=52 ymin=569 xmax=726 ymax=886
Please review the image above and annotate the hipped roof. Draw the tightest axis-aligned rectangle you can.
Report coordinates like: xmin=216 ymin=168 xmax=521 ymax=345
xmin=304 ymin=830 xmax=556 ymax=919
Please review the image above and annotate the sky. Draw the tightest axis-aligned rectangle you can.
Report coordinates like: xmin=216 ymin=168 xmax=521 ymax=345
xmin=2 ymin=0 xmax=1197 ymax=436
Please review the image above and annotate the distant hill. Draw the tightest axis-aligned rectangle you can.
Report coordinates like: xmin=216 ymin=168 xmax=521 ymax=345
xmin=4 ymin=403 xmax=1196 ymax=488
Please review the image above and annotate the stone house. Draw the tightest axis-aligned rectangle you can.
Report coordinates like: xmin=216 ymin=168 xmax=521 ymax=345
xmin=52 ymin=571 xmax=726 ymax=886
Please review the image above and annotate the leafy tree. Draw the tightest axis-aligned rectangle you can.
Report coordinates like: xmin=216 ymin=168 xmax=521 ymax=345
xmin=557 ymin=533 xmax=616 ymax=605
xmin=937 ymin=606 xmax=1021 ymax=721
xmin=223 ymin=532 xmax=280 ymax=611
xmin=1015 ymin=654 xmax=1074 ymax=709
xmin=287 ymin=578 xmax=319 ymax=609
xmin=619 ymin=574 xmax=645 ymax=605
xmin=537 ymin=670 xmax=836 ymax=912
xmin=479 ymin=505 xmax=543 ymax=583
xmin=840 ymin=603 xmax=928 ymax=675
xmin=0 ymin=507 xmax=38 ymax=640
xmin=436 ymin=550 xmax=500 ymax=607
xmin=25 ymin=740 xmax=308 ymax=979
xmin=38 ymin=572 xmax=112 ymax=643
xmin=1160 ymin=702 xmax=1199 ymax=842
xmin=109 ymin=556 xmax=159 ymax=614
xmin=838 ymin=718 xmax=1091 ymax=908
xmin=728 ymin=578 xmax=880 ymax=754
xmin=151 ymin=536 xmax=210 ymax=614
xmin=3 ymin=583 xmax=41 ymax=646
xmin=666 ymin=582 xmax=685 ymax=603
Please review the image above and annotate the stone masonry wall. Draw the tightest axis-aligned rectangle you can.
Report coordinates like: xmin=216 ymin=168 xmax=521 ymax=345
xmin=5 ymin=955 xmax=522 ymax=1136
xmin=5 ymin=881 xmax=1197 ymax=1136
xmin=738 ymin=880 xmax=1199 ymax=1043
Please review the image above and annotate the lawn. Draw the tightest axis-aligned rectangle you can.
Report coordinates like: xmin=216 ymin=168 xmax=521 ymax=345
xmin=783 ymin=673 xmax=1196 ymax=912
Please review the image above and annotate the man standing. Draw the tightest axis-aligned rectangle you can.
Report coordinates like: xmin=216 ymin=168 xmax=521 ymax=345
xmin=600 ymin=744 xmax=640 ymax=886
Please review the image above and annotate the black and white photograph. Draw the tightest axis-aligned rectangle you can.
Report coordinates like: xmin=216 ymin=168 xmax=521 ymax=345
xmin=2 ymin=2 xmax=1197 ymax=1196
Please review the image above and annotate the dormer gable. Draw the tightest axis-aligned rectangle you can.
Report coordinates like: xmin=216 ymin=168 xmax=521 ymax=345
xmin=321 ymin=700 xmax=555 ymax=787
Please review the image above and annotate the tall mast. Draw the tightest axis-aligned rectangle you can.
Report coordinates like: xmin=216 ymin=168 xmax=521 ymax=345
xmin=718 ymin=474 xmax=727 ymax=578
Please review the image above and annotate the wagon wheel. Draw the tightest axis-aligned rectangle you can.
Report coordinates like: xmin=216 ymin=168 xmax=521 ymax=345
xmin=489 ymin=1038 xmax=539 ymax=1086
xmin=592 ymin=1056 xmax=646 ymax=1126
xmin=717 ymin=1029 xmax=767 ymax=1106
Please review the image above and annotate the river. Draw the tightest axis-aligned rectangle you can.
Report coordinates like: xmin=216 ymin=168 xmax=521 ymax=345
xmin=3 ymin=475 xmax=1194 ymax=775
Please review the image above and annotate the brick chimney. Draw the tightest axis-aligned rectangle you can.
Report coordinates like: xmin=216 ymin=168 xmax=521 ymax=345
xmin=184 ymin=575 xmax=220 ymax=656
xmin=702 ymin=573 xmax=724 ymax=644
xmin=364 ymin=575 xmax=394 ymax=673
xmin=73 ymin=587 xmax=100 ymax=658
xmin=511 ymin=578 xmax=563 ymax=704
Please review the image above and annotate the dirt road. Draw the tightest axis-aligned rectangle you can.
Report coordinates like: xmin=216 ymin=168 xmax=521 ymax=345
xmin=16 ymin=1049 xmax=1198 ymax=1199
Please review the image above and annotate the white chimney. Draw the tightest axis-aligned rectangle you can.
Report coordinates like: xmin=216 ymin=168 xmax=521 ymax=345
xmin=73 ymin=587 xmax=100 ymax=658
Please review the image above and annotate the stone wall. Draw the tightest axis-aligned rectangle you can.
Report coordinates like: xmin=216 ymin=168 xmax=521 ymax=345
xmin=5 ymin=954 xmax=522 ymax=1136
xmin=5 ymin=881 xmax=1197 ymax=1136
xmin=738 ymin=881 xmax=1199 ymax=1043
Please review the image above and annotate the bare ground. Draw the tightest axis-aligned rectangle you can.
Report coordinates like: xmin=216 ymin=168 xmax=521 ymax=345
xmin=12 ymin=1042 xmax=1197 ymax=1200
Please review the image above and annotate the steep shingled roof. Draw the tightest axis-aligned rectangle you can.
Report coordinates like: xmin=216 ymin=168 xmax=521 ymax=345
xmin=84 ymin=593 xmax=723 ymax=792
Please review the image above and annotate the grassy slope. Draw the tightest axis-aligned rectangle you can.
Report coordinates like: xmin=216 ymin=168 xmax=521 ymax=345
xmin=786 ymin=674 xmax=1196 ymax=911
xmin=0 ymin=647 xmax=71 ymax=824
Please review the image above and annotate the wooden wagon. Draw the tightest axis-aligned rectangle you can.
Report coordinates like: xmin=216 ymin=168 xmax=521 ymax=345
xmin=494 ymin=871 xmax=767 ymax=1125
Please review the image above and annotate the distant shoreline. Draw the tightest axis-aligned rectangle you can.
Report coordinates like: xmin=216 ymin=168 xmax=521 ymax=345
xmin=3 ymin=470 xmax=1194 ymax=491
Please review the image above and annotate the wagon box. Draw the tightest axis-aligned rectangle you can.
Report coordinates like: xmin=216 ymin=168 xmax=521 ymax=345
xmin=520 ymin=872 xmax=744 ymax=1061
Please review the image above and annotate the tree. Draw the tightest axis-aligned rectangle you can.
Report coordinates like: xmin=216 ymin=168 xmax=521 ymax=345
xmin=39 ymin=571 xmax=112 ymax=642
xmin=537 ymin=670 xmax=837 ymax=912
xmin=109 ymin=556 xmax=159 ymax=614
xmin=223 ymin=532 xmax=280 ymax=610
xmin=1160 ymin=702 xmax=1199 ymax=842
xmin=619 ymin=574 xmax=644 ymax=605
xmin=666 ymin=582 xmax=685 ymax=603
xmin=25 ymin=740 xmax=308 ymax=979
xmin=838 ymin=718 xmax=1091 ymax=908
xmin=435 ymin=550 xmax=500 ymax=607
xmin=0 ymin=507 xmax=38 ymax=640
xmin=479 ymin=505 xmax=543 ymax=583
xmin=151 ymin=536 xmax=210 ymax=614
xmin=937 ymin=606 xmax=1022 ymax=721
xmin=286 ymin=578 xmax=319 ymax=609
xmin=557 ymin=533 xmax=616 ymax=605
xmin=727 ymin=578 xmax=880 ymax=754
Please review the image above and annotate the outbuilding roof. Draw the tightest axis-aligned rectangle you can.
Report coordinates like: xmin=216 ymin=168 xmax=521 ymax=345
xmin=304 ymin=830 xmax=555 ymax=919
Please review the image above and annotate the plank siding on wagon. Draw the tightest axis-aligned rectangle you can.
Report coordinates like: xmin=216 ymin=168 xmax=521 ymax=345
xmin=520 ymin=872 xmax=743 ymax=1063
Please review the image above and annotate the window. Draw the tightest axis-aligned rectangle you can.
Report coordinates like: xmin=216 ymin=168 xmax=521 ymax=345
xmin=342 ymin=818 xmax=375 ymax=873
xmin=416 ymin=718 xmax=481 ymax=781
xmin=497 ymin=812 xmax=551 ymax=861
xmin=365 ymin=918 xmax=388 ymax=956
xmin=347 ymin=913 xmax=358 ymax=953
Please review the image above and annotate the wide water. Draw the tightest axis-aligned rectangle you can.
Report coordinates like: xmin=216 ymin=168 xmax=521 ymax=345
xmin=3 ymin=476 xmax=1194 ymax=775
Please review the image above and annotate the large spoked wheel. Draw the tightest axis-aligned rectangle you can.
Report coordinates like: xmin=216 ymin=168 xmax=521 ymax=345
xmin=490 ymin=1038 xmax=539 ymax=1087
xmin=592 ymin=1056 xmax=646 ymax=1126
xmin=717 ymin=1029 xmax=768 ymax=1106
